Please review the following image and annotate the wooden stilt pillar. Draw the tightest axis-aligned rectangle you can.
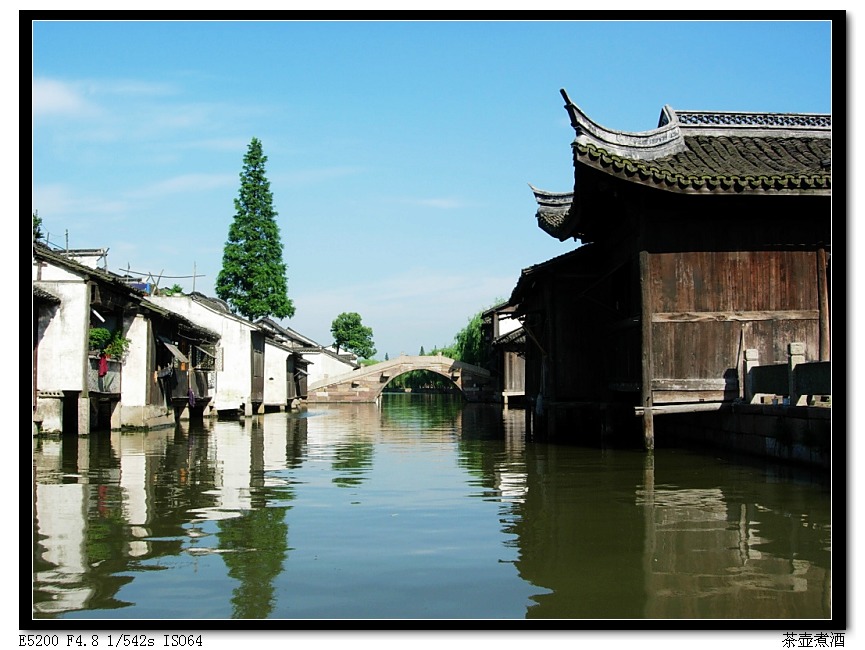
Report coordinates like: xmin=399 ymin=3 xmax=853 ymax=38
xmin=643 ymin=408 xmax=655 ymax=451
xmin=639 ymin=251 xmax=655 ymax=451
xmin=817 ymin=247 xmax=830 ymax=361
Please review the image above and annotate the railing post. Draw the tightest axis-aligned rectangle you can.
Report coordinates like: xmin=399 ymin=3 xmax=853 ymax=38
xmin=788 ymin=342 xmax=806 ymax=406
xmin=744 ymin=349 xmax=759 ymax=403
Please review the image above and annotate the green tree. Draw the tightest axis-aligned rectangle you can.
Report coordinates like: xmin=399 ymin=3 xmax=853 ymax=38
xmin=216 ymin=137 xmax=295 ymax=320
xmin=33 ymin=210 xmax=43 ymax=241
xmin=419 ymin=345 xmax=425 ymax=356
xmin=331 ymin=312 xmax=376 ymax=359
xmin=447 ymin=299 xmax=504 ymax=365
xmin=452 ymin=309 xmax=486 ymax=365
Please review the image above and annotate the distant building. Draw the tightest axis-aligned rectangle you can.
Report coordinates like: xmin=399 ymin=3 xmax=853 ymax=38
xmin=482 ymin=302 xmax=525 ymax=406
xmin=256 ymin=318 xmax=359 ymax=390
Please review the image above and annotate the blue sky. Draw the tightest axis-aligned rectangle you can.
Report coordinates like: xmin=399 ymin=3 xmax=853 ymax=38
xmin=32 ymin=19 xmax=833 ymax=359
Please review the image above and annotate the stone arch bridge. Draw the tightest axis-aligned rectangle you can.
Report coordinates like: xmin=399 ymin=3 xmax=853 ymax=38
xmin=307 ymin=355 xmax=493 ymax=403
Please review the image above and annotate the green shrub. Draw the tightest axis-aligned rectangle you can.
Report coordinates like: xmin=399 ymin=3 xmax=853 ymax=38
xmin=105 ymin=332 xmax=130 ymax=359
xmin=89 ymin=327 xmax=112 ymax=350
xmin=89 ymin=327 xmax=130 ymax=359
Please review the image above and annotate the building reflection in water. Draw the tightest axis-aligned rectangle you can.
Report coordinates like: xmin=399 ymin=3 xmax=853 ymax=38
xmin=510 ymin=442 xmax=830 ymax=619
xmin=32 ymin=402 xmax=829 ymax=620
xmin=32 ymin=415 xmax=309 ymax=618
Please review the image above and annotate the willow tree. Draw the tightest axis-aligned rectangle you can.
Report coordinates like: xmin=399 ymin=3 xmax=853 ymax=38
xmin=453 ymin=310 xmax=485 ymax=365
xmin=216 ymin=137 xmax=295 ymax=320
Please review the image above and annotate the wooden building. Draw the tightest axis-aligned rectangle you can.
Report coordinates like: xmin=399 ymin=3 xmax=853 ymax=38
xmin=511 ymin=91 xmax=831 ymax=447
xmin=482 ymin=302 xmax=526 ymax=406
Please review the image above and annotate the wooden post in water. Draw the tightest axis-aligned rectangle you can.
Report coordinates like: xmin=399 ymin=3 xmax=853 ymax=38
xmin=817 ymin=247 xmax=830 ymax=361
xmin=639 ymin=251 xmax=655 ymax=451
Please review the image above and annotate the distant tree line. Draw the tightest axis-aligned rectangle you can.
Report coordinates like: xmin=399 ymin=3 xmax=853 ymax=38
xmin=386 ymin=369 xmax=458 ymax=392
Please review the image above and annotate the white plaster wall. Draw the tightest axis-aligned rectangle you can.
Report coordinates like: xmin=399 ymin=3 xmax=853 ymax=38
xmin=122 ymin=314 xmax=149 ymax=407
xmin=301 ymin=351 xmax=356 ymax=386
xmin=35 ymin=398 xmax=63 ymax=434
xmin=119 ymin=313 xmax=176 ymax=428
xmin=498 ymin=314 xmax=521 ymax=336
xmin=264 ymin=342 xmax=289 ymax=406
xmin=34 ymin=259 xmax=84 ymax=282
xmin=147 ymin=296 xmax=253 ymax=412
xmin=34 ymin=278 xmax=89 ymax=392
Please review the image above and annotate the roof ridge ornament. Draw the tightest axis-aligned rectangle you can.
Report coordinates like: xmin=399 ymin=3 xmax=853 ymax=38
xmin=673 ymin=109 xmax=831 ymax=132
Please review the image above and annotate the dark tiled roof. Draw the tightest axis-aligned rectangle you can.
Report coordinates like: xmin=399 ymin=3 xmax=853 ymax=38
xmin=190 ymin=292 xmax=232 ymax=314
xmin=141 ymin=299 xmax=220 ymax=342
xmin=33 ymin=285 xmax=61 ymax=304
xmin=494 ymin=326 xmax=525 ymax=347
xmin=256 ymin=317 xmax=320 ymax=347
xmin=576 ymin=135 xmax=831 ymax=195
xmin=33 ymin=243 xmax=146 ymax=295
xmin=509 ymin=243 xmax=598 ymax=311
xmin=529 ymin=185 xmax=574 ymax=239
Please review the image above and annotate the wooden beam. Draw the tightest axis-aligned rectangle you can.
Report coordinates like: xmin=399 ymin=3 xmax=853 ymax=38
xmin=634 ymin=402 xmax=728 ymax=416
xmin=652 ymin=378 xmax=736 ymax=391
xmin=652 ymin=310 xmax=819 ymax=323
xmin=653 ymin=391 xmax=730 ymax=404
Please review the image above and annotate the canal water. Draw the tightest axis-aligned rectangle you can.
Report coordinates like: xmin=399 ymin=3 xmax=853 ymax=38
xmin=32 ymin=394 xmax=832 ymax=621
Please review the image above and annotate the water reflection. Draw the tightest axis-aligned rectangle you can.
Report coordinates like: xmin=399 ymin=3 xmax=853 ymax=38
xmin=32 ymin=396 xmax=830 ymax=620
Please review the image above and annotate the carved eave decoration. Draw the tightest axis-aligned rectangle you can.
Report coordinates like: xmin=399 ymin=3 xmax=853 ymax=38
xmin=529 ymin=184 xmax=575 ymax=241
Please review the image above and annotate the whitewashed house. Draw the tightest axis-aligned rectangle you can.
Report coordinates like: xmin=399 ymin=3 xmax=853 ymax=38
xmin=147 ymin=292 xmax=264 ymax=417
xmin=33 ymin=243 xmax=140 ymax=434
xmin=33 ymin=243 xmax=222 ymax=433
xmin=255 ymin=318 xmax=359 ymax=390
xmin=258 ymin=336 xmax=309 ymax=411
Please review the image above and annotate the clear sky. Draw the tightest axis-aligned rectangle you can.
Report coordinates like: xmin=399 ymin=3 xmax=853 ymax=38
xmin=32 ymin=19 xmax=833 ymax=360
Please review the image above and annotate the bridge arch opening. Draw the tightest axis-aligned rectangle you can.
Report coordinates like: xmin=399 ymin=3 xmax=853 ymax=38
xmin=306 ymin=355 xmax=492 ymax=404
xmin=381 ymin=369 xmax=462 ymax=397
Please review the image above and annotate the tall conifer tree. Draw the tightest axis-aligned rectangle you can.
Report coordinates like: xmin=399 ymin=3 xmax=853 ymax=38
xmin=216 ymin=138 xmax=295 ymax=320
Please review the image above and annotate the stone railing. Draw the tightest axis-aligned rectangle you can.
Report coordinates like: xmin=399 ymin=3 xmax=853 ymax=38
xmin=88 ymin=355 xmax=122 ymax=394
xmin=745 ymin=343 xmax=830 ymax=406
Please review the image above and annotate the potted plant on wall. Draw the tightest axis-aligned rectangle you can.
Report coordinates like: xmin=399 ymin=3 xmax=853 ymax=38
xmin=89 ymin=327 xmax=131 ymax=361
xmin=89 ymin=327 xmax=112 ymax=354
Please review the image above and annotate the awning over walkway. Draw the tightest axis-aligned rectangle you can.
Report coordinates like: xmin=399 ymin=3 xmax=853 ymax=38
xmin=159 ymin=336 xmax=189 ymax=363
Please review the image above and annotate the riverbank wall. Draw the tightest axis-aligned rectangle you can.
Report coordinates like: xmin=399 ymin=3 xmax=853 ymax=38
xmin=526 ymin=399 xmax=831 ymax=471
xmin=654 ymin=403 xmax=832 ymax=471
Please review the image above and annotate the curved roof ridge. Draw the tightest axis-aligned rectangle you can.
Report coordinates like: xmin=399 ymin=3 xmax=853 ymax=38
xmin=528 ymin=183 xmax=573 ymax=204
xmin=560 ymin=89 xmax=832 ymax=162
xmin=560 ymin=88 xmax=685 ymax=160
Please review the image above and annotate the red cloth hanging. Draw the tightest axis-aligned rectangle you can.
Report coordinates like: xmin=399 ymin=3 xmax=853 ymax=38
xmin=98 ymin=353 xmax=109 ymax=377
